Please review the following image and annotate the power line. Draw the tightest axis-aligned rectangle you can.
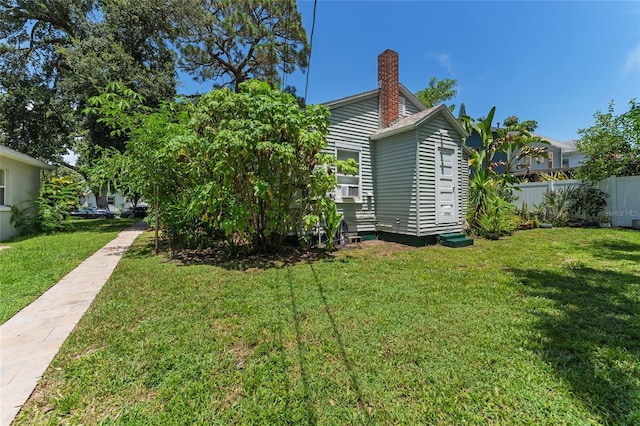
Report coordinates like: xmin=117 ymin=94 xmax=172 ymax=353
xmin=304 ymin=0 xmax=317 ymax=105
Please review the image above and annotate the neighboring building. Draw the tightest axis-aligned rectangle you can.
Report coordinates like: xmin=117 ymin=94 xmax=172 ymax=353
xmin=558 ymin=139 xmax=587 ymax=168
xmin=0 ymin=145 xmax=55 ymax=241
xmin=465 ymin=128 xmax=585 ymax=180
xmin=512 ymin=136 xmax=586 ymax=180
xmin=322 ymin=49 xmax=470 ymax=246
xmin=79 ymin=191 xmax=140 ymax=211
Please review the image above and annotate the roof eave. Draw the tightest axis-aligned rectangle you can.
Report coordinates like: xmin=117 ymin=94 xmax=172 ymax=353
xmin=0 ymin=145 xmax=55 ymax=169
xmin=322 ymin=89 xmax=378 ymax=108
xmin=370 ymin=104 xmax=469 ymax=141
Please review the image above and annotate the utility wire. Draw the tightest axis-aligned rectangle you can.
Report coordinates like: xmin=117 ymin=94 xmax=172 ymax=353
xmin=304 ymin=0 xmax=317 ymax=104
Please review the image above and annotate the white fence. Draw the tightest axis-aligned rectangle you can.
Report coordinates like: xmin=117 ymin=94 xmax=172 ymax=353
xmin=514 ymin=175 xmax=640 ymax=227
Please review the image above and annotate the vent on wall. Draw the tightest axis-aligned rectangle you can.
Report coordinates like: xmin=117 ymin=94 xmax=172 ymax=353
xmin=341 ymin=185 xmax=360 ymax=198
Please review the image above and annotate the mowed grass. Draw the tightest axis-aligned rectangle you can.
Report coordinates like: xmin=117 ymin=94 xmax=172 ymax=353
xmin=0 ymin=218 xmax=138 ymax=323
xmin=16 ymin=227 xmax=640 ymax=425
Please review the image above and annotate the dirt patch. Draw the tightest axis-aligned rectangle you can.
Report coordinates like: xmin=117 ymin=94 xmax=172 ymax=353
xmin=228 ymin=344 xmax=253 ymax=370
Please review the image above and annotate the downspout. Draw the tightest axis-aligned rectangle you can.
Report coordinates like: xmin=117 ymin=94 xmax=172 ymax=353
xmin=415 ymin=127 xmax=421 ymax=237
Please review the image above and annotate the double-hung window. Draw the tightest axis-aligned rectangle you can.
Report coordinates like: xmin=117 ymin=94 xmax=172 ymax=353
xmin=336 ymin=147 xmax=360 ymax=200
xmin=547 ymin=152 xmax=554 ymax=169
xmin=0 ymin=169 xmax=5 ymax=206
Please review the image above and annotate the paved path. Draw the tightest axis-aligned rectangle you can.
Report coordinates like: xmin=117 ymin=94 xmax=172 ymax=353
xmin=0 ymin=222 xmax=146 ymax=426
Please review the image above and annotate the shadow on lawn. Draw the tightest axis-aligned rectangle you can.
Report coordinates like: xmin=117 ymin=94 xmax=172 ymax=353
xmin=167 ymin=244 xmax=336 ymax=271
xmin=285 ymin=268 xmax=318 ymax=425
xmin=578 ymin=237 xmax=640 ymax=264
xmin=308 ymin=263 xmax=373 ymax=421
xmin=507 ymin=264 xmax=639 ymax=424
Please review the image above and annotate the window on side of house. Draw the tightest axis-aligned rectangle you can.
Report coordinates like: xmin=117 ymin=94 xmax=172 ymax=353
xmin=524 ymin=156 xmax=532 ymax=167
xmin=0 ymin=169 xmax=5 ymax=205
xmin=107 ymin=195 xmax=116 ymax=206
xmin=547 ymin=151 xmax=554 ymax=169
xmin=562 ymin=158 xmax=569 ymax=168
xmin=336 ymin=147 xmax=360 ymax=200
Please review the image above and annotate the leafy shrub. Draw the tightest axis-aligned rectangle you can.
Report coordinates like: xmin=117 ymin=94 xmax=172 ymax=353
xmin=535 ymin=186 xmax=577 ymax=226
xmin=479 ymin=195 xmax=517 ymax=238
xmin=565 ymin=183 xmax=609 ymax=222
xmin=10 ymin=174 xmax=83 ymax=235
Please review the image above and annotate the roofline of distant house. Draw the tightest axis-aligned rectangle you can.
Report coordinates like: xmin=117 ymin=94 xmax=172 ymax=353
xmin=0 ymin=145 xmax=55 ymax=169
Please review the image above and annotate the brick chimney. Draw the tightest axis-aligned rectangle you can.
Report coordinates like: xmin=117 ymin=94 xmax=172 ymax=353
xmin=378 ymin=49 xmax=399 ymax=128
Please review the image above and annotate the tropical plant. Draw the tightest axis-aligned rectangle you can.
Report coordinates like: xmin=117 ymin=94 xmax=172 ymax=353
xmin=318 ymin=198 xmax=343 ymax=250
xmin=535 ymin=186 xmax=577 ymax=226
xmin=462 ymin=106 xmax=548 ymax=236
xmin=565 ymin=183 xmax=609 ymax=222
xmin=467 ymin=166 xmax=496 ymax=233
xmin=479 ymin=194 xmax=517 ymax=238
xmin=519 ymin=201 xmax=531 ymax=221
xmin=10 ymin=174 xmax=84 ymax=235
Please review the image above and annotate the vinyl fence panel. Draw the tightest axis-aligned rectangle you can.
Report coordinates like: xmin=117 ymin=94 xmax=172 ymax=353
xmin=514 ymin=176 xmax=640 ymax=227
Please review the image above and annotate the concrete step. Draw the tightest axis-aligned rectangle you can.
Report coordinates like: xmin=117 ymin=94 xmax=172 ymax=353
xmin=348 ymin=235 xmax=362 ymax=244
xmin=440 ymin=236 xmax=474 ymax=248
xmin=437 ymin=233 xmax=466 ymax=242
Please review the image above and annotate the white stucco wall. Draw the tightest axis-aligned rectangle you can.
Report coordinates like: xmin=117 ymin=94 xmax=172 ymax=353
xmin=0 ymin=147 xmax=53 ymax=240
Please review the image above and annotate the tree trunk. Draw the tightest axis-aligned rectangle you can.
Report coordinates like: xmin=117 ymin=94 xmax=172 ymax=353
xmin=95 ymin=185 xmax=109 ymax=209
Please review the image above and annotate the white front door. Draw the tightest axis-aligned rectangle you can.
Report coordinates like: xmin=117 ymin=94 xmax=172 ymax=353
xmin=435 ymin=146 xmax=458 ymax=224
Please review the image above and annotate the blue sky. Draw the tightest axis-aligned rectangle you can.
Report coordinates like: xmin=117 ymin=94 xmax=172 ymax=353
xmin=178 ymin=1 xmax=640 ymax=142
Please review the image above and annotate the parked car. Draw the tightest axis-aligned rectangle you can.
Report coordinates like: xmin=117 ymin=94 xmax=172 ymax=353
xmin=132 ymin=205 xmax=148 ymax=218
xmin=96 ymin=208 xmax=116 ymax=219
xmin=120 ymin=205 xmax=147 ymax=219
xmin=70 ymin=207 xmax=115 ymax=219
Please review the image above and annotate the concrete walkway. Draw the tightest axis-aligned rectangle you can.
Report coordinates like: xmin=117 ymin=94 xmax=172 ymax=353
xmin=0 ymin=222 xmax=146 ymax=425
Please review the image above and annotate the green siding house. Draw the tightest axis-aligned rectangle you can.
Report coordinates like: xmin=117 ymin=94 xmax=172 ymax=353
xmin=323 ymin=49 xmax=470 ymax=246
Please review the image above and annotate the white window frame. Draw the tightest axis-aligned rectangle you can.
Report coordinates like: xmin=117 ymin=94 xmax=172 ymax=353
xmin=524 ymin=156 xmax=532 ymax=167
xmin=0 ymin=169 xmax=5 ymax=206
xmin=335 ymin=145 xmax=361 ymax=202
xmin=547 ymin=151 xmax=554 ymax=169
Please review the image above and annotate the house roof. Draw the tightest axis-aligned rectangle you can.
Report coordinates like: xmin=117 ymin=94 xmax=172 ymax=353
xmin=323 ymin=84 xmax=426 ymax=112
xmin=369 ymin=104 xmax=469 ymax=141
xmin=0 ymin=145 xmax=55 ymax=169
xmin=531 ymin=134 xmax=577 ymax=152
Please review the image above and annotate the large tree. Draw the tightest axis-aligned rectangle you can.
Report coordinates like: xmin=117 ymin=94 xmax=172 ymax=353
xmin=1 ymin=0 xmax=186 ymax=206
xmin=0 ymin=0 xmax=92 ymax=162
xmin=415 ymin=77 xmax=457 ymax=112
xmin=576 ymin=99 xmax=640 ymax=182
xmin=178 ymin=0 xmax=309 ymax=90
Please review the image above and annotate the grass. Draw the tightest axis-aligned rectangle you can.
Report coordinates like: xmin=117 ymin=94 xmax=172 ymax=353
xmin=0 ymin=218 xmax=138 ymax=323
xmin=14 ymin=227 xmax=640 ymax=425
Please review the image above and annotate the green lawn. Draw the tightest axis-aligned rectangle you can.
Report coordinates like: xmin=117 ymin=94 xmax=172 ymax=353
xmin=15 ymin=227 xmax=640 ymax=425
xmin=0 ymin=218 xmax=138 ymax=323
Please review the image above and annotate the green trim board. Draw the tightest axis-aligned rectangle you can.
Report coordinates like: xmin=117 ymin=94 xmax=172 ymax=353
xmin=377 ymin=231 xmax=438 ymax=247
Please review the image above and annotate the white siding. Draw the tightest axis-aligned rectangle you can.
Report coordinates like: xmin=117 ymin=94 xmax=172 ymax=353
xmin=372 ymin=131 xmax=418 ymax=235
xmin=326 ymin=95 xmax=379 ymax=233
xmin=403 ymin=96 xmax=422 ymax=116
xmin=417 ymin=115 xmax=466 ymax=235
